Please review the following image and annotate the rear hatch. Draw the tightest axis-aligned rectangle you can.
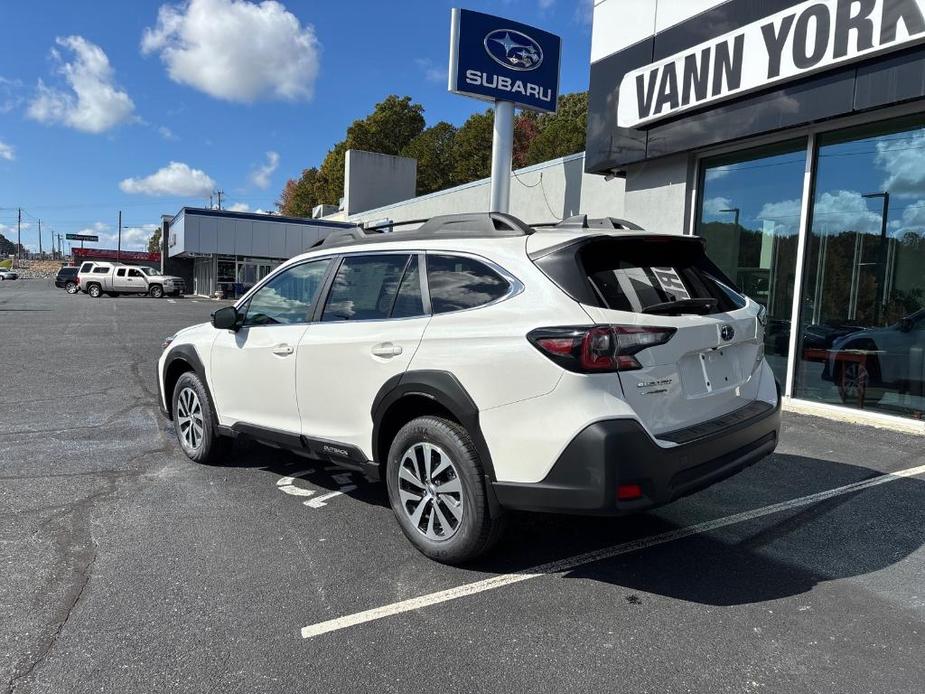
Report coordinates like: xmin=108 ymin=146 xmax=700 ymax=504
xmin=530 ymin=234 xmax=765 ymax=437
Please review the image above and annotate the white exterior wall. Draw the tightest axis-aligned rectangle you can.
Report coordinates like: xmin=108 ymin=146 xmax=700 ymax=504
xmin=622 ymin=153 xmax=696 ymax=235
xmin=336 ymin=153 xmax=627 ymax=228
xmin=344 ymin=150 xmax=417 ymax=216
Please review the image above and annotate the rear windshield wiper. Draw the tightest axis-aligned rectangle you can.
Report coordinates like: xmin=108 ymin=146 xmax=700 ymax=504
xmin=642 ymin=298 xmax=717 ymax=315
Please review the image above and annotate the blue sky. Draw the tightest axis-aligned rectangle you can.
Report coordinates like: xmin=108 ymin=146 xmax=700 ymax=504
xmin=0 ymin=0 xmax=593 ymax=252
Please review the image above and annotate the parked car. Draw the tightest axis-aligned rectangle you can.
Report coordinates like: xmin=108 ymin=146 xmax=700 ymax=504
xmin=158 ymin=213 xmax=781 ymax=563
xmin=77 ymin=262 xmax=185 ymax=298
xmin=0 ymin=268 xmax=19 ymax=280
xmin=822 ymin=308 xmax=925 ymax=404
xmin=54 ymin=266 xmax=80 ymax=294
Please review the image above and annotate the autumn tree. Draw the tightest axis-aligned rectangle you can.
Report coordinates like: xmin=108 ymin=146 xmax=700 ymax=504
xmin=278 ymin=167 xmax=321 ymax=217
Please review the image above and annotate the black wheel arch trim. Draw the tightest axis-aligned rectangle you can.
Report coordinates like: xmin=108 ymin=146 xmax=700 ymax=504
xmin=371 ymin=370 xmax=497 ymax=481
xmin=161 ymin=345 xmax=219 ymax=428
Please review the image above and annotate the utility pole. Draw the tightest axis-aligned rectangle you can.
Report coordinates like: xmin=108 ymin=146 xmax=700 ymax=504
xmin=16 ymin=207 xmax=21 ymax=267
xmin=38 ymin=219 xmax=42 ymax=256
xmin=117 ymin=210 xmax=122 ymax=261
xmin=214 ymin=190 xmax=224 ymax=210
xmin=209 ymin=192 xmax=214 ymax=209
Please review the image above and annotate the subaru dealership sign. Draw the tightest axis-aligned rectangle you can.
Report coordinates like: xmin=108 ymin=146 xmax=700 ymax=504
xmin=448 ymin=8 xmax=561 ymax=113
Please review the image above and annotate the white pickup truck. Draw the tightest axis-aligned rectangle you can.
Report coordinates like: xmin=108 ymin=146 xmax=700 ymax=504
xmin=77 ymin=262 xmax=185 ymax=298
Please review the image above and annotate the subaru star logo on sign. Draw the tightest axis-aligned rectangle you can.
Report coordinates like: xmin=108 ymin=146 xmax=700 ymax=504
xmin=484 ymin=29 xmax=544 ymax=71
xmin=449 ymin=8 xmax=560 ymax=113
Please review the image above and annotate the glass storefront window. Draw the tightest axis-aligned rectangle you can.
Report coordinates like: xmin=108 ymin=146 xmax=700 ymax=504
xmin=697 ymin=141 xmax=807 ymax=384
xmin=796 ymin=117 xmax=925 ymax=419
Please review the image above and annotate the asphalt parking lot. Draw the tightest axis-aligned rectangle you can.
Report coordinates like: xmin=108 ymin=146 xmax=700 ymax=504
xmin=2 ymin=279 xmax=924 ymax=693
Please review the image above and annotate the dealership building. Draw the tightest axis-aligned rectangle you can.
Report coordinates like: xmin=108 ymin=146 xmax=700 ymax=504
xmin=162 ymin=207 xmax=352 ymax=298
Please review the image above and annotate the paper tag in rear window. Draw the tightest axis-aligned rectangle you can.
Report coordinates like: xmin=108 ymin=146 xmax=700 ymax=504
xmin=651 ymin=267 xmax=691 ymax=301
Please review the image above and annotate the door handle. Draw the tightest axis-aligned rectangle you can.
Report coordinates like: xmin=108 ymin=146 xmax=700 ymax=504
xmin=371 ymin=342 xmax=403 ymax=358
xmin=272 ymin=344 xmax=294 ymax=356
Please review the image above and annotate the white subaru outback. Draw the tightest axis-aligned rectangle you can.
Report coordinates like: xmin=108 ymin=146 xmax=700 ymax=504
xmin=158 ymin=213 xmax=780 ymax=563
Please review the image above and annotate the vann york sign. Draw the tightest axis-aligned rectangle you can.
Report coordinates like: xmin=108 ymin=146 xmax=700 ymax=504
xmin=618 ymin=0 xmax=925 ymax=129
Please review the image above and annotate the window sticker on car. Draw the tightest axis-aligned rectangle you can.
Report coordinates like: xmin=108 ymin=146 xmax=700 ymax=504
xmin=651 ymin=267 xmax=691 ymax=301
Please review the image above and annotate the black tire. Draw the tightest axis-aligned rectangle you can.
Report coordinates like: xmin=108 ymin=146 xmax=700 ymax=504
xmin=836 ymin=359 xmax=884 ymax=406
xmin=149 ymin=284 xmax=164 ymax=298
xmin=386 ymin=416 xmax=505 ymax=564
xmin=87 ymin=283 xmax=102 ymax=298
xmin=65 ymin=281 xmax=78 ymax=294
xmin=171 ymin=371 xmax=230 ymax=464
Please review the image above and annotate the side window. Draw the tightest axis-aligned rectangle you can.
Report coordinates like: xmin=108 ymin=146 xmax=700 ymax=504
xmin=322 ymin=254 xmax=410 ymax=322
xmin=93 ymin=267 xmax=109 ymax=274
xmin=426 ymin=254 xmax=512 ymax=314
xmin=128 ymin=269 xmax=144 ymax=278
xmin=80 ymin=263 xmax=94 ymax=273
xmin=391 ymin=256 xmax=425 ymax=319
xmin=243 ymin=259 xmax=331 ymax=327
xmin=116 ymin=268 xmax=126 ymax=277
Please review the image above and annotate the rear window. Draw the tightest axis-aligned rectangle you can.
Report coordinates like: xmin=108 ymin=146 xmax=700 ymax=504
xmin=79 ymin=263 xmax=94 ymax=273
xmin=535 ymin=237 xmax=745 ymax=315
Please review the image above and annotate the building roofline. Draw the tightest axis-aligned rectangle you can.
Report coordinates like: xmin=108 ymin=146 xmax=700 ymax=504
xmin=170 ymin=207 xmax=355 ymax=228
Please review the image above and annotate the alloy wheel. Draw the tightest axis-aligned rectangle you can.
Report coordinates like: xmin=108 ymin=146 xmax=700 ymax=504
xmin=839 ymin=362 xmax=868 ymax=401
xmin=176 ymin=387 xmax=204 ymax=451
xmin=397 ymin=442 xmax=464 ymax=541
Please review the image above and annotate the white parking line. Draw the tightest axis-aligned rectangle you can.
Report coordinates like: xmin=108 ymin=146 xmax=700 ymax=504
xmin=167 ymin=299 xmax=176 ymax=304
xmin=299 ymin=463 xmax=925 ymax=639
xmin=304 ymin=488 xmax=356 ymax=508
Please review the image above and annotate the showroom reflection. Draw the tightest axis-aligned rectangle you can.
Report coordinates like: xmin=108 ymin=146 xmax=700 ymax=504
xmin=697 ymin=141 xmax=807 ymax=384
xmin=796 ymin=118 xmax=925 ymax=419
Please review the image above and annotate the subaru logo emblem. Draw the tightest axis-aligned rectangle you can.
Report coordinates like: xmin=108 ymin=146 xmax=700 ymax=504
xmin=720 ymin=324 xmax=735 ymax=342
xmin=484 ymin=29 xmax=544 ymax=71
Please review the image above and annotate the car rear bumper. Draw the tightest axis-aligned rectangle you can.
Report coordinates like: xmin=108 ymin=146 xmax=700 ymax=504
xmin=492 ymin=387 xmax=781 ymax=516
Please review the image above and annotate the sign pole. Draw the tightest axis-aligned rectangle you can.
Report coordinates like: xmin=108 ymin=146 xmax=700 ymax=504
xmin=489 ymin=100 xmax=514 ymax=214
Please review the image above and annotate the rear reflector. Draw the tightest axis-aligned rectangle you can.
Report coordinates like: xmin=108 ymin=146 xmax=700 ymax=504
xmin=617 ymin=484 xmax=643 ymax=501
xmin=528 ymin=325 xmax=676 ymax=373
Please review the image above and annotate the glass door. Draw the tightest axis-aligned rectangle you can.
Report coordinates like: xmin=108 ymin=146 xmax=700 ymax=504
xmin=696 ymin=141 xmax=808 ymax=384
xmin=795 ymin=117 xmax=925 ymax=419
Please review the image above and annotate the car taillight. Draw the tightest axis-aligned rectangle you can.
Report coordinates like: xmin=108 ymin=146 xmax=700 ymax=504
xmin=527 ymin=325 xmax=676 ymax=373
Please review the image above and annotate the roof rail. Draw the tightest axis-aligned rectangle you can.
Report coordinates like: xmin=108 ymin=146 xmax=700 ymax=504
xmin=312 ymin=227 xmax=384 ymax=248
xmin=313 ymin=212 xmax=534 ymax=249
xmin=541 ymin=214 xmax=644 ymax=231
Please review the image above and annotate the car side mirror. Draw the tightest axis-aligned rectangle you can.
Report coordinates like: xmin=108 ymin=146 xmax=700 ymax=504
xmin=212 ymin=306 xmax=241 ymax=331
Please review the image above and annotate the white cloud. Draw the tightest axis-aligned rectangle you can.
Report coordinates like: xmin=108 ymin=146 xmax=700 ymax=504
xmin=705 ymin=165 xmax=733 ymax=182
xmin=120 ymin=161 xmax=216 ymax=197
xmin=811 ymin=190 xmax=884 ymax=235
xmin=78 ymin=222 xmax=158 ymax=251
xmin=875 ymin=130 xmax=925 ymax=199
xmin=538 ymin=0 xmax=555 ymax=8
xmin=701 ymin=196 xmax=733 ymax=220
xmin=227 ymin=202 xmax=250 ymax=212
xmin=157 ymin=125 xmax=177 ymax=141
xmin=0 ymin=140 xmax=14 ymax=161
xmin=141 ymin=0 xmax=321 ymax=103
xmin=27 ymin=36 xmax=135 ymax=134
xmin=249 ymin=151 xmax=279 ymax=189
xmin=415 ymin=58 xmax=448 ymax=84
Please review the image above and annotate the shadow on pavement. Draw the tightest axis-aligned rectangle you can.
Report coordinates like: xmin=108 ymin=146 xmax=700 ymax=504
xmin=215 ymin=441 xmax=925 ymax=606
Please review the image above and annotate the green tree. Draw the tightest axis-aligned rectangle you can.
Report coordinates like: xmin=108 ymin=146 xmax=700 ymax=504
xmin=401 ymin=121 xmax=458 ymax=195
xmin=312 ymin=141 xmax=349 ymax=207
xmin=525 ymin=91 xmax=588 ymax=166
xmin=347 ymin=95 xmax=425 ymax=156
xmin=0 ymin=233 xmax=15 ymax=256
xmin=452 ymin=109 xmax=494 ymax=185
xmin=278 ymin=167 xmax=320 ymax=217
xmin=147 ymin=227 xmax=162 ymax=254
